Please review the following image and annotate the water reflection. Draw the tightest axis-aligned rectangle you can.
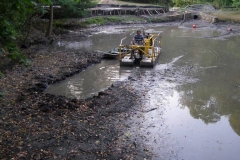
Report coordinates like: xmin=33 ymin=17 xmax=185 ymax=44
xmin=163 ymin=90 xmax=240 ymax=160
xmin=230 ymin=113 xmax=240 ymax=136
xmin=153 ymin=26 xmax=240 ymax=159
xmin=176 ymin=69 xmax=240 ymax=132
xmin=161 ymin=27 xmax=240 ymax=133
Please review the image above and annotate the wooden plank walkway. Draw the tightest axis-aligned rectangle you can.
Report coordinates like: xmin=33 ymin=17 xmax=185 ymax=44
xmin=89 ymin=6 xmax=168 ymax=16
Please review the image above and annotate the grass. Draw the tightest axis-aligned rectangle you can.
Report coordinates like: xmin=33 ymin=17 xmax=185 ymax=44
xmin=92 ymin=0 xmax=101 ymax=4
xmin=150 ymin=16 xmax=169 ymax=23
xmin=79 ymin=16 xmax=144 ymax=27
xmin=53 ymin=19 xmax=66 ymax=28
xmin=83 ymin=17 xmax=107 ymax=25
xmin=51 ymin=16 xmax=144 ymax=28
xmin=209 ymin=10 xmax=240 ymax=22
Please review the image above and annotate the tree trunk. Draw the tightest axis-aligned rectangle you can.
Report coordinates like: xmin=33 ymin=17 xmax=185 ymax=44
xmin=46 ymin=4 xmax=53 ymax=37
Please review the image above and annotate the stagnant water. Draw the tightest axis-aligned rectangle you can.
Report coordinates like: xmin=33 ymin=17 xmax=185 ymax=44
xmin=45 ymin=23 xmax=240 ymax=159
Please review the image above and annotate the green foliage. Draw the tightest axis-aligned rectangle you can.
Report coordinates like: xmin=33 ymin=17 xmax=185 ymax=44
xmin=0 ymin=0 xmax=96 ymax=66
xmin=84 ymin=17 xmax=108 ymax=25
xmin=0 ymin=91 xmax=4 ymax=98
xmin=106 ymin=16 xmax=143 ymax=22
xmin=119 ymin=0 xmax=168 ymax=5
xmin=232 ymin=0 xmax=240 ymax=8
xmin=124 ymin=0 xmax=236 ymax=8
xmin=52 ymin=0 xmax=96 ymax=18
xmin=0 ymin=13 xmax=27 ymax=64
xmin=0 ymin=71 xmax=4 ymax=98
xmin=0 ymin=0 xmax=50 ymax=65
xmin=172 ymin=0 xmax=192 ymax=7
xmin=78 ymin=16 xmax=147 ymax=28
xmin=83 ymin=16 xmax=123 ymax=25
xmin=7 ymin=52 xmax=30 ymax=65
xmin=150 ymin=16 xmax=169 ymax=22
xmin=172 ymin=0 xmax=236 ymax=8
xmin=79 ymin=17 xmax=115 ymax=27
xmin=0 ymin=71 xmax=4 ymax=77
xmin=229 ymin=113 xmax=240 ymax=136
xmin=80 ymin=16 xmax=143 ymax=27
xmin=107 ymin=16 xmax=124 ymax=22
xmin=53 ymin=19 xmax=66 ymax=27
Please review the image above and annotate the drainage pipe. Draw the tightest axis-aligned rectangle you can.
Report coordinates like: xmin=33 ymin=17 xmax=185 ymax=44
xmin=193 ymin=14 xmax=198 ymax=19
xmin=179 ymin=11 xmax=186 ymax=26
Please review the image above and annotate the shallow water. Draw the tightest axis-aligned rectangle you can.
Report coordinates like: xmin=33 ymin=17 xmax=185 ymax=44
xmin=147 ymin=25 xmax=240 ymax=159
xmin=45 ymin=23 xmax=240 ymax=159
xmin=45 ymin=59 xmax=133 ymax=99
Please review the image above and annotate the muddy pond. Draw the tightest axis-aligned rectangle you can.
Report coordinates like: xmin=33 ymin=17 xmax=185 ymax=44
xmin=45 ymin=21 xmax=240 ymax=159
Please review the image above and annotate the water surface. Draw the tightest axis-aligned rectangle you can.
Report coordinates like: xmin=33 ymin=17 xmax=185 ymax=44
xmin=45 ymin=24 xmax=240 ymax=159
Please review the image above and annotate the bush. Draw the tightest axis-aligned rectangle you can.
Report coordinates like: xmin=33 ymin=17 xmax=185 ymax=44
xmin=0 ymin=0 xmax=50 ymax=65
xmin=0 ymin=91 xmax=3 ymax=98
xmin=54 ymin=0 xmax=97 ymax=18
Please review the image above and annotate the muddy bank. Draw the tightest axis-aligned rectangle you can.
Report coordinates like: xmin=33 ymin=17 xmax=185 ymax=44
xmin=1 ymin=18 xmax=240 ymax=159
xmin=0 ymin=50 xmax=152 ymax=159
xmin=1 ymin=81 xmax=148 ymax=159
xmin=0 ymin=28 xmax=154 ymax=159
xmin=0 ymin=50 xmax=102 ymax=105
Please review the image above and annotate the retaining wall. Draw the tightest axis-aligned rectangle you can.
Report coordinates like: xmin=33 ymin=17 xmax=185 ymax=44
xmin=165 ymin=11 xmax=218 ymax=23
xmin=166 ymin=12 xmax=191 ymax=21
xmin=198 ymin=12 xmax=218 ymax=23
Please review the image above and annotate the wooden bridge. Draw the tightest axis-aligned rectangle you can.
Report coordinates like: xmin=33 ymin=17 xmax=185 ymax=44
xmin=89 ymin=4 xmax=169 ymax=16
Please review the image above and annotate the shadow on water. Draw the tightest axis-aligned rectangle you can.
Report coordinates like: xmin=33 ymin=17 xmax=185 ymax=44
xmin=45 ymin=24 xmax=240 ymax=159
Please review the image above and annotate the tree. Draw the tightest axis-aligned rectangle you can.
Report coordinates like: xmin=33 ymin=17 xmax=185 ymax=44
xmin=0 ymin=0 xmax=96 ymax=59
xmin=0 ymin=0 xmax=51 ymax=64
xmin=232 ymin=0 xmax=240 ymax=8
xmin=46 ymin=4 xmax=53 ymax=37
xmin=52 ymin=0 xmax=96 ymax=18
xmin=44 ymin=0 xmax=96 ymax=37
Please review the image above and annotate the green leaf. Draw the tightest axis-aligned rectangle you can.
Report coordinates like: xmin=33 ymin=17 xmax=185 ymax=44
xmin=3 ymin=20 xmax=10 ymax=26
xmin=23 ymin=0 xmax=32 ymax=6
xmin=0 ymin=91 xmax=4 ymax=98
xmin=31 ymin=1 xmax=38 ymax=6
xmin=39 ymin=0 xmax=52 ymax=5
xmin=10 ymin=36 xmax=16 ymax=40
xmin=0 ymin=71 xmax=4 ymax=77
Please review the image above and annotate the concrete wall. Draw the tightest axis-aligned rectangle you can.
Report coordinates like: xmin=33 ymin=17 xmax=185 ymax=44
xmin=198 ymin=12 xmax=218 ymax=23
xmin=165 ymin=11 xmax=218 ymax=23
xmin=166 ymin=12 xmax=191 ymax=21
